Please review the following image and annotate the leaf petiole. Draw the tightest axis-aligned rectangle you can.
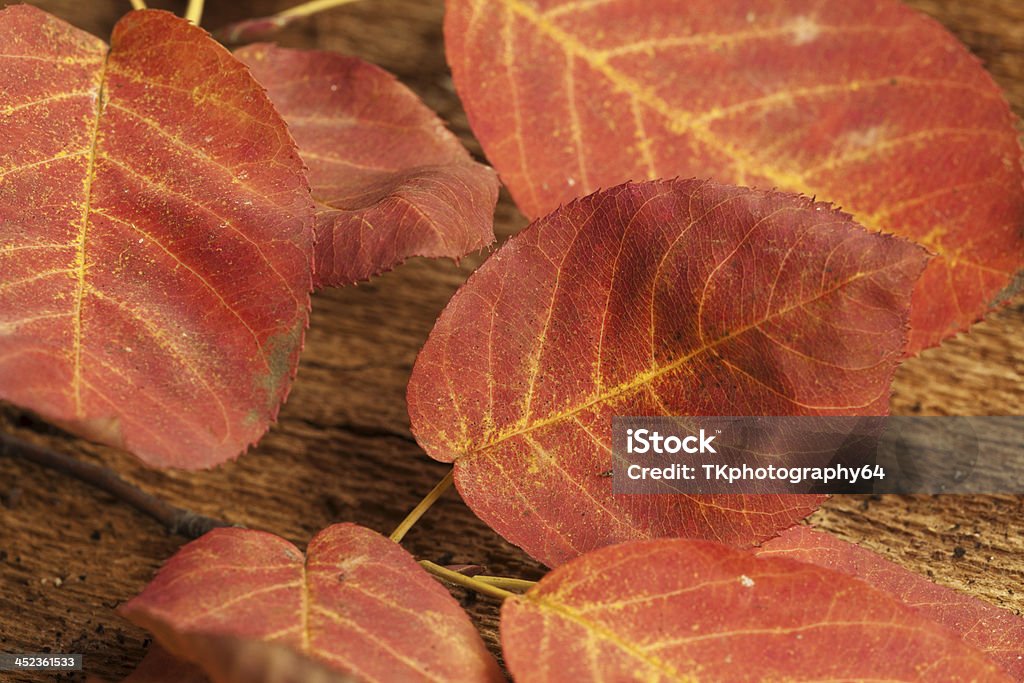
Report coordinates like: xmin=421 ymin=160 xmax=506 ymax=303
xmin=184 ymin=0 xmax=205 ymax=25
xmin=218 ymin=0 xmax=365 ymax=43
xmin=389 ymin=468 xmax=454 ymax=543
xmin=420 ymin=560 xmax=515 ymax=601
xmin=276 ymin=0 xmax=364 ymax=21
xmin=472 ymin=575 xmax=537 ymax=592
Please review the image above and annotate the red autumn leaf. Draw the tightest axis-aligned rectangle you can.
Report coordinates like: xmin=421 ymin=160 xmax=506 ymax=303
xmin=120 ymin=523 xmax=502 ymax=683
xmin=117 ymin=640 xmax=359 ymax=683
xmin=445 ymin=0 xmax=1024 ymax=352
xmin=501 ymin=538 xmax=1011 ymax=681
xmin=757 ymin=525 xmax=1024 ymax=678
xmin=237 ymin=44 xmax=499 ymax=287
xmin=0 ymin=7 xmax=314 ymax=468
xmin=407 ymin=179 xmax=927 ymax=567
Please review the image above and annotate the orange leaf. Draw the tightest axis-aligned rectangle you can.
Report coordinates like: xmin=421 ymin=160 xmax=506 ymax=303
xmin=407 ymin=179 xmax=927 ymax=566
xmin=445 ymin=0 xmax=1024 ymax=352
xmin=501 ymin=538 xmax=1011 ymax=681
xmin=120 ymin=523 xmax=502 ymax=683
xmin=0 ymin=7 xmax=314 ymax=468
xmin=238 ymin=44 xmax=499 ymax=287
xmin=757 ymin=525 xmax=1024 ymax=678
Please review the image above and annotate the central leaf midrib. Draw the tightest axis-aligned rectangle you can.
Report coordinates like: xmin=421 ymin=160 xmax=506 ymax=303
xmin=70 ymin=49 xmax=111 ymax=417
xmin=520 ymin=592 xmax=696 ymax=682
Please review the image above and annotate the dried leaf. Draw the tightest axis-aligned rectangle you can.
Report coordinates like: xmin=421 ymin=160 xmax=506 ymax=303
xmin=757 ymin=525 xmax=1024 ymax=678
xmin=0 ymin=7 xmax=314 ymax=468
xmin=445 ymin=0 xmax=1024 ymax=351
xmin=501 ymin=538 xmax=1011 ymax=681
xmin=238 ymin=44 xmax=498 ymax=287
xmin=407 ymin=179 xmax=927 ymax=566
xmin=119 ymin=640 xmax=359 ymax=683
xmin=120 ymin=523 xmax=502 ymax=683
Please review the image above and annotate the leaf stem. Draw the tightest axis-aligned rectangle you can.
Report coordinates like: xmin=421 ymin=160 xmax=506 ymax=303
xmin=277 ymin=0 xmax=364 ymax=20
xmin=216 ymin=0 xmax=365 ymax=43
xmin=389 ymin=468 xmax=454 ymax=543
xmin=0 ymin=430 xmax=231 ymax=539
xmin=184 ymin=0 xmax=205 ymax=25
xmin=420 ymin=560 xmax=515 ymax=601
xmin=473 ymin=575 xmax=537 ymax=592
xmin=129 ymin=0 xmax=147 ymax=9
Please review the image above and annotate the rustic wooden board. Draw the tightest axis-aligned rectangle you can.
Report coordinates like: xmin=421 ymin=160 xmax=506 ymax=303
xmin=0 ymin=1 xmax=1021 ymax=681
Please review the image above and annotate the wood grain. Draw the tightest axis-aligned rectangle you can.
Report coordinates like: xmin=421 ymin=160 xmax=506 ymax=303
xmin=0 ymin=1 xmax=1021 ymax=681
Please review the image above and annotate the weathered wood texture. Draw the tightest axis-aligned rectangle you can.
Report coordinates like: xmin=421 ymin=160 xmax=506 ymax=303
xmin=0 ymin=1 xmax=1021 ymax=681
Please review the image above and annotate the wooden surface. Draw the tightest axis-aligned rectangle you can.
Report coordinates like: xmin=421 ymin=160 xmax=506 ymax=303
xmin=1 ymin=1 xmax=1022 ymax=681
